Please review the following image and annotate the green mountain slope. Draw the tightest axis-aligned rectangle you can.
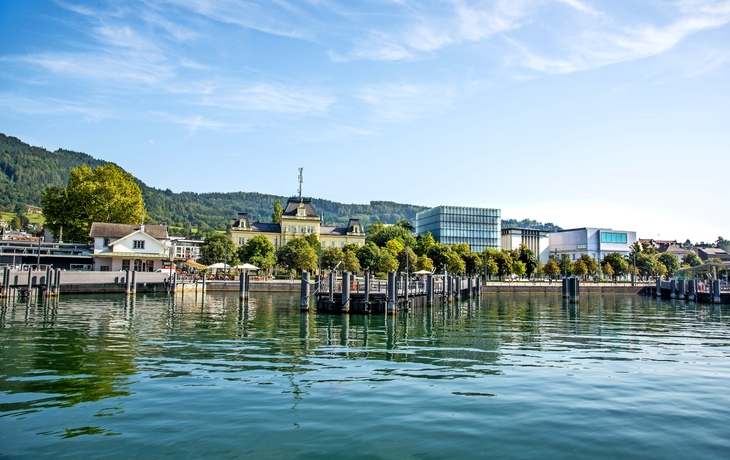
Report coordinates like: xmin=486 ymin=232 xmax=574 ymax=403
xmin=0 ymin=133 xmax=561 ymax=232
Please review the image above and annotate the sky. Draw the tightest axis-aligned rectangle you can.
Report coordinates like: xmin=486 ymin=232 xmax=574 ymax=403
xmin=1 ymin=0 xmax=729 ymax=243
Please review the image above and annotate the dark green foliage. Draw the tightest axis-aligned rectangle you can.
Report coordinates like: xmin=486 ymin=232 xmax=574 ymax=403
xmin=198 ymin=233 xmax=239 ymax=266
xmin=501 ymin=218 xmax=562 ymax=232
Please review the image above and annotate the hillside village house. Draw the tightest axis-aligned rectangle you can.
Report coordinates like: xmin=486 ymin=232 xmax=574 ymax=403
xmin=229 ymin=197 xmax=366 ymax=250
xmin=90 ymin=223 xmax=170 ymax=271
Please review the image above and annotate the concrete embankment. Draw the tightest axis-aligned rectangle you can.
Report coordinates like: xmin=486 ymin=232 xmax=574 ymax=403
xmin=481 ymin=282 xmax=648 ymax=295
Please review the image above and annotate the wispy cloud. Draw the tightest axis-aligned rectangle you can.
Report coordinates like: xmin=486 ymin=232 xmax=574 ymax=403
xmin=356 ymin=83 xmax=457 ymax=121
xmin=151 ymin=111 xmax=251 ymax=137
xmin=0 ymin=93 xmax=110 ymax=120
xmin=199 ymin=83 xmax=335 ymax=114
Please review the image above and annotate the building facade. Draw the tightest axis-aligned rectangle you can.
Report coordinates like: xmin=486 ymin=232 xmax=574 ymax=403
xmin=548 ymin=227 xmax=637 ymax=262
xmin=415 ymin=206 xmax=501 ymax=252
xmin=501 ymin=228 xmax=550 ymax=262
xmin=229 ymin=197 xmax=365 ymax=250
xmin=90 ymin=223 xmax=170 ymax=271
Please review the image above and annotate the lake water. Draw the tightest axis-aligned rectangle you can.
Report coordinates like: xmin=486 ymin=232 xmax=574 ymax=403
xmin=1 ymin=292 xmax=729 ymax=459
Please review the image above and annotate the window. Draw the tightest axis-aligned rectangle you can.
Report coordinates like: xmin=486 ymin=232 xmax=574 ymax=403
xmin=122 ymin=260 xmax=130 ymax=271
xmin=103 ymin=237 xmax=110 ymax=247
xmin=238 ymin=237 xmax=245 ymax=244
xmin=340 ymin=242 xmax=344 ymax=248
xmin=100 ymin=266 xmax=110 ymax=272
xmin=146 ymin=260 xmax=154 ymax=272
xmin=133 ymin=240 xmax=145 ymax=249
xmin=601 ymin=232 xmax=627 ymax=244
xmin=134 ymin=259 xmax=142 ymax=271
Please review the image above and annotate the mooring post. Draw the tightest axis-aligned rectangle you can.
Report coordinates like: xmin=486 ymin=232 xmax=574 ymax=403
xmin=26 ymin=268 xmax=33 ymax=296
xmin=713 ymin=279 xmax=721 ymax=304
xmin=54 ymin=268 xmax=61 ymax=297
xmin=201 ymin=273 xmax=206 ymax=293
xmin=328 ymin=270 xmax=335 ymax=305
xmin=364 ymin=270 xmax=370 ymax=305
xmin=562 ymin=277 xmax=568 ymax=298
xmin=655 ymin=278 xmax=661 ymax=297
xmin=44 ymin=267 xmax=51 ymax=297
xmin=427 ymin=274 xmax=434 ymax=306
xmin=125 ymin=269 xmax=132 ymax=295
xmin=387 ymin=271 xmax=396 ymax=314
xmin=468 ymin=277 xmax=473 ymax=299
xmin=687 ymin=279 xmax=696 ymax=302
xmin=300 ymin=270 xmax=310 ymax=311
xmin=1 ymin=267 xmax=7 ymax=298
xmin=239 ymin=270 xmax=246 ymax=300
xmin=670 ymin=279 xmax=677 ymax=299
xmin=131 ymin=270 xmax=137 ymax=295
xmin=441 ymin=270 xmax=449 ymax=302
xmin=341 ymin=271 xmax=351 ymax=313
xmin=678 ymin=279 xmax=685 ymax=300
xmin=567 ymin=277 xmax=575 ymax=303
xmin=403 ymin=274 xmax=409 ymax=308
xmin=245 ymin=271 xmax=250 ymax=298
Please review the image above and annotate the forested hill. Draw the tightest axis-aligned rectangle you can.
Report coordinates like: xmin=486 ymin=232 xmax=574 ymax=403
xmin=0 ymin=133 xmax=561 ymax=232
xmin=0 ymin=133 xmax=427 ymax=228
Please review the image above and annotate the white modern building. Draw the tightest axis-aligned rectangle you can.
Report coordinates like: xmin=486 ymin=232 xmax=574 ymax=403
xmin=502 ymin=228 xmax=550 ymax=262
xmin=548 ymin=227 xmax=637 ymax=262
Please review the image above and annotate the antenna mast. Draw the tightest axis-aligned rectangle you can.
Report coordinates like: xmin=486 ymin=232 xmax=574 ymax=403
xmin=298 ymin=167 xmax=303 ymax=202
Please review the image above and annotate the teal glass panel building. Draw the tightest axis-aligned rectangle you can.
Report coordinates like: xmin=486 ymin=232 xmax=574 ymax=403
xmin=415 ymin=206 xmax=501 ymax=252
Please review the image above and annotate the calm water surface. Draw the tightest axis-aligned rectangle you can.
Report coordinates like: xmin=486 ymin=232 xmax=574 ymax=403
xmin=1 ymin=292 xmax=729 ymax=459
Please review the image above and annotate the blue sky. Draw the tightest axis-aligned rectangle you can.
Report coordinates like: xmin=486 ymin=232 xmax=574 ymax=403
xmin=1 ymin=0 xmax=729 ymax=243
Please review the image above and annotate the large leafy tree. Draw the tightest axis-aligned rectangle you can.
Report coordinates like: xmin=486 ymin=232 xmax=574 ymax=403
xmin=602 ymin=252 xmax=628 ymax=279
xmin=415 ymin=255 xmax=434 ymax=272
xmin=356 ymin=242 xmax=381 ymax=271
xmin=512 ymin=260 xmax=526 ymax=278
xmin=578 ymin=254 xmax=600 ymax=277
xmin=277 ymin=238 xmax=318 ymax=272
xmin=517 ymin=244 xmax=539 ymax=277
xmin=572 ymin=259 xmax=588 ymax=277
xmin=367 ymin=224 xmax=416 ymax=248
xmin=397 ymin=246 xmax=418 ymax=274
xmin=657 ymin=252 xmax=679 ymax=276
xmin=237 ymin=235 xmax=276 ymax=272
xmin=682 ymin=252 xmax=702 ymax=267
xmin=199 ymin=233 xmax=240 ymax=266
xmin=543 ymin=259 xmax=560 ymax=279
xmin=343 ymin=251 xmax=361 ymax=273
xmin=321 ymin=247 xmax=345 ymax=270
xmin=427 ymin=244 xmax=453 ymax=272
xmin=377 ymin=249 xmax=399 ymax=273
xmin=415 ymin=232 xmax=435 ymax=256
xmin=461 ymin=252 xmax=483 ymax=276
xmin=42 ymin=164 xmax=145 ymax=242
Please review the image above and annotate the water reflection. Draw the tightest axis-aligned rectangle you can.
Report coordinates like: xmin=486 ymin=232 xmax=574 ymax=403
xmin=1 ymin=292 xmax=729 ymax=457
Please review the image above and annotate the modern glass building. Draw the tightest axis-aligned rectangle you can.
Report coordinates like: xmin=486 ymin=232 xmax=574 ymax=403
xmin=415 ymin=206 xmax=501 ymax=252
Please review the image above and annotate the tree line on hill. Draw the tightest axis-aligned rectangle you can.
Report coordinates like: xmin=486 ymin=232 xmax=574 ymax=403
xmin=1 ymin=133 xmax=561 ymax=234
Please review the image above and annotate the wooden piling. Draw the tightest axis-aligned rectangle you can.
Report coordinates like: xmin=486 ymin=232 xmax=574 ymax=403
xmin=131 ymin=270 xmax=137 ymax=295
xmin=387 ymin=271 xmax=396 ymax=314
xmin=341 ymin=271 xmax=350 ymax=313
xmin=125 ymin=269 xmax=132 ymax=295
xmin=427 ymin=274 xmax=434 ymax=306
xmin=712 ymin=280 xmax=721 ymax=304
xmin=301 ymin=270 xmax=310 ymax=311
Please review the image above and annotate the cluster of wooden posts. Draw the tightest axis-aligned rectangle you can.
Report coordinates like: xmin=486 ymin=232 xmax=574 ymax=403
xmin=304 ymin=270 xmax=481 ymax=314
xmin=0 ymin=267 xmax=62 ymax=300
xmin=652 ymin=278 xmax=727 ymax=304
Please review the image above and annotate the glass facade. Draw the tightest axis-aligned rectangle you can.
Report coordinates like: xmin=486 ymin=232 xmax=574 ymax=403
xmin=601 ymin=232 xmax=627 ymax=244
xmin=415 ymin=206 xmax=501 ymax=252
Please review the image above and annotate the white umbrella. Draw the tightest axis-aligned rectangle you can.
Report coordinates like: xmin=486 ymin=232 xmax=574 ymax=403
xmin=234 ymin=263 xmax=260 ymax=270
xmin=412 ymin=269 xmax=431 ymax=275
xmin=207 ymin=262 xmax=230 ymax=269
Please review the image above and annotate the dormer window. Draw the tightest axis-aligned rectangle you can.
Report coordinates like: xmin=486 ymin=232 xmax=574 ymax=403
xmin=133 ymin=240 xmax=145 ymax=249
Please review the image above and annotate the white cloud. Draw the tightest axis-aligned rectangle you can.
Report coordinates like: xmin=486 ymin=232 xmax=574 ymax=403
xmin=356 ymin=83 xmax=456 ymax=121
xmin=199 ymin=83 xmax=335 ymax=114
